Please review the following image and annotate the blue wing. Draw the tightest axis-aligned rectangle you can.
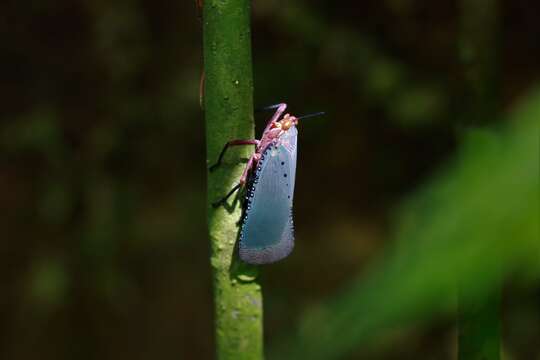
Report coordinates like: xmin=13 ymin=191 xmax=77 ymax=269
xmin=239 ymin=126 xmax=298 ymax=264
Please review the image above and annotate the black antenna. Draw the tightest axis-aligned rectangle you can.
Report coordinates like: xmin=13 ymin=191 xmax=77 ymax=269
xmin=255 ymin=103 xmax=282 ymax=113
xmin=296 ymin=111 xmax=325 ymax=120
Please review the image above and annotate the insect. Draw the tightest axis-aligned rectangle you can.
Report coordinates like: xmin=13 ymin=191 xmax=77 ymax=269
xmin=210 ymin=103 xmax=324 ymax=264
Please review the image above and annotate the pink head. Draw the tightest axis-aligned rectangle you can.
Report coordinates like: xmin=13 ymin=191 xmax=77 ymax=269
xmin=270 ymin=111 xmax=325 ymax=133
xmin=273 ymin=113 xmax=298 ymax=131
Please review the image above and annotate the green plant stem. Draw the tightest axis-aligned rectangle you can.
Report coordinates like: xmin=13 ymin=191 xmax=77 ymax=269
xmin=203 ymin=1 xmax=263 ymax=359
xmin=458 ymin=0 xmax=501 ymax=359
xmin=458 ymin=288 xmax=501 ymax=360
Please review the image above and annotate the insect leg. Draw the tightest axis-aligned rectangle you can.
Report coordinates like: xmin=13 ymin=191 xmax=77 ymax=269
xmin=199 ymin=71 xmax=205 ymax=109
xmin=212 ymin=154 xmax=256 ymax=207
xmin=239 ymin=155 xmax=257 ymax=185
xmin=212 ymin=183 xmax=242 ymax=208
xmin=209 ymin=139 xmax=259 ymax=172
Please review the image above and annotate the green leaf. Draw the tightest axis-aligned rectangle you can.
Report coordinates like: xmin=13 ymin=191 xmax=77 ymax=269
xmin=271 ymin=88 xmax=540 ymax=360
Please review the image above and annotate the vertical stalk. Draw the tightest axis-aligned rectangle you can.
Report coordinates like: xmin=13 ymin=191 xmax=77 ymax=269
xmin=203 ymin=1 xmax=263 ymax=359
xmin=458 ymin=0 xmax=501 ymax=359
xmin=458 ymin=292 xmax=501 ymax=360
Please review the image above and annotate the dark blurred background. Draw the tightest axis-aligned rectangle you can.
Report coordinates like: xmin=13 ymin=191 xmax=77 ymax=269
xmin=1 ymin=1 xmax=538 ymax=359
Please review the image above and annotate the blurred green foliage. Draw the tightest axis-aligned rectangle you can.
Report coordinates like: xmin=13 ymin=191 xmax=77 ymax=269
xmin=28 ymin=258 xmax=68 ymax=309
xmin=272 ymin=88 xmax=539 ymax=359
